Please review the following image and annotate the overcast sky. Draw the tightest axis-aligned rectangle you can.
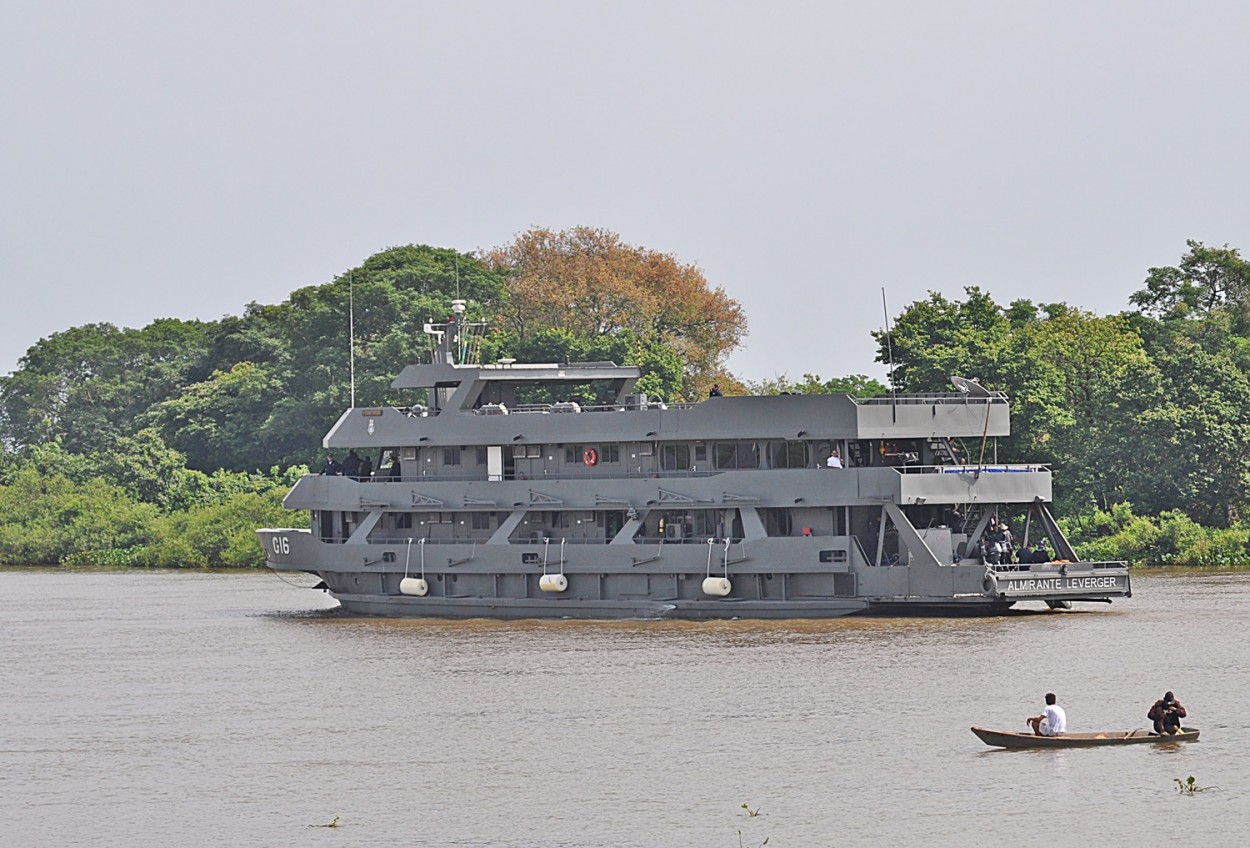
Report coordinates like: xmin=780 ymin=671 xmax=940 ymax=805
xmin=3 ymin=1 xmax=1249 ymax=385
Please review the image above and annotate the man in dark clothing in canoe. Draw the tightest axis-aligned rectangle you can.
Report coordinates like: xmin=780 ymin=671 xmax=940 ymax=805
xmin=1148 ymin=691 xmax=1187 ymax=734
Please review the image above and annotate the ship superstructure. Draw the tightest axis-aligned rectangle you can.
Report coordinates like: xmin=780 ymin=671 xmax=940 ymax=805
xmin=259 ymin=304 xmax=1130 ymax=618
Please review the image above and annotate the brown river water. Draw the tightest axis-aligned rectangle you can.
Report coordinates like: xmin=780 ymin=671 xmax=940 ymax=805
xmin=2 ymin=568 xmax=1247 ymax=847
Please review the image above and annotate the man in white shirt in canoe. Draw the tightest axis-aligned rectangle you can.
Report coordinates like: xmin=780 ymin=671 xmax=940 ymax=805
xmin=1027 ymin=692 xmax=1067 ymax=736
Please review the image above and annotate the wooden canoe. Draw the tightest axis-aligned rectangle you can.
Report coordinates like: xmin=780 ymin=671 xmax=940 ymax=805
xmin=972 ymin=726 xmax=1200 ymax=749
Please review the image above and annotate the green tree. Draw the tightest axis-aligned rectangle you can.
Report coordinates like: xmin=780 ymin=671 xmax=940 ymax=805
xmin=147 ymin=362 xmax=283 ymax=472
xmin=1001 ymin=310 xmax=1150 ymax=512
xmin=1117 ymin=340 xmax=1250 ymax=526
xmin=1130 ymin=239 xmax=1250 ymax=319
xmin=0 ymin=319 xmax=210 ymax=452
xmin=872 ymin=287 xmax=1011 ymax=393
xmin=745 ymin=373 xmax=888 ymax=397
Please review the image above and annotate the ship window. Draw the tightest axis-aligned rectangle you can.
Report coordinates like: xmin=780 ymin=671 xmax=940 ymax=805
xmin=694 ymin=444 xmax=707 ymax=461
xmin=471 ymin=513 xmax=493 ymax=530
xmin=513 ymin=445 xmax=527 ymax=458
xmin=661 ymin=444 xmax=691 ymax=471
xmin=383 ymin=552 xmax=396 ymax=563
xmin=443 ymin=447 xmax=462 ymax=466
xmin=395 ymin=513 xmax=413 ymax=529
xmin=638 ymin=442 xmax=654 ymax=456
xmin=601 ymin=444 xmax=620 ymax=463
xmin=714 ymin=441 xmax=760 ymax=470
xmin=476 ymin=447 xmax=487 ymax=464
xmin=769 ymin=441 xmax=809 ymax=469
xmin=564 ymin=445 xmax=582 ymax=464
xmin=526 ymin=444 xmax=542 ymax=458
xmin=819 ymin=549 xmax=848 ymax=563
xmin=760 ymin=508 xmax=793 ymax=536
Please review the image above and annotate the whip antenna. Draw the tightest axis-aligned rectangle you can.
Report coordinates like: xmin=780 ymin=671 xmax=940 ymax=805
xmin=882 ymin=287 xmax=897 ymax=423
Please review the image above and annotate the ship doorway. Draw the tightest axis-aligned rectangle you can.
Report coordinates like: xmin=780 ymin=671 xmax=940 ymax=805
xmin=604 ymin=510 xmax=625 ymax=540
xmin=318 ymin=510 xmax=335 ymax=542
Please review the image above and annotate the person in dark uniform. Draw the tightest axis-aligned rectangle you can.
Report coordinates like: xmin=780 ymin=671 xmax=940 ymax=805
xmin=342 ymin=450 xmax=361 ymax=480
xmin=322 ymin=454 xmax=342 ymax=476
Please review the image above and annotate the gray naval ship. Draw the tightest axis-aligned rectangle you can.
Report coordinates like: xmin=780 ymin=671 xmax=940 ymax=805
xmin=258 ymin=301 xmax=1131 ymax=619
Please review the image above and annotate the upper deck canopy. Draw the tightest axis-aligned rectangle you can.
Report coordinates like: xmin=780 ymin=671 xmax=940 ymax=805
xmin=392 ymin=361 xmax=643 ymax=412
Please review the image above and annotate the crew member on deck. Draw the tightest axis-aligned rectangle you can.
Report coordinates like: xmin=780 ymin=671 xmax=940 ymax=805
xmin=342 ymin=450 xmax=361 ymax=480
xmin=322 ymin=453 xmax=342 ymax=476
xmin=826 ymin=449 xmax=843 ymax=468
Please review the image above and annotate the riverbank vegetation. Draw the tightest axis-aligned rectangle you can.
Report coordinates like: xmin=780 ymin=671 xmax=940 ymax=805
xmin=1 ymin=233 xmax=1248 ymax=567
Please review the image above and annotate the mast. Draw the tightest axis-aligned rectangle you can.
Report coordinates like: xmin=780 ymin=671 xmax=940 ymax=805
xmin=349 ymin=270 xmax=356 ymax=408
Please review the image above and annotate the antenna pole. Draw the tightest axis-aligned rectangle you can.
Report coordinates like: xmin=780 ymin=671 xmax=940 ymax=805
xmin=349 ymin=270 xmax=356 ymax=408
xmin=882 ymin=288 xmax=897 ymax=423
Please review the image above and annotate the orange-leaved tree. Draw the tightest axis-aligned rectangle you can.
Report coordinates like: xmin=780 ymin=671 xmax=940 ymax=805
xmin=483 ymin=226 xmax=746 ymax=399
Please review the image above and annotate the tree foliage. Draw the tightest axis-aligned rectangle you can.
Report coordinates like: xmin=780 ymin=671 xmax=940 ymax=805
xmin=871 ymin=287 xmax=1012 ymax=393
xmin=1130 ymin=239 xmax=1250 ymax=319
xmin=744 ymin=373 xmax=888 ymax=397
xmin=0 ymin=320 xmax=211 ymax=453
xmin=483 ymin=227 xmax=747 ymax=399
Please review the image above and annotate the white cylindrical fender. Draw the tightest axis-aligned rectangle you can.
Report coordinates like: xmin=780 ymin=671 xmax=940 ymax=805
xmin=539 ymin=573 xmax=568 ymax=593
xmin=399 ymin=577 xmax=429 ymax=597
xmin=702 ymin=576 xmax=732 ymax=596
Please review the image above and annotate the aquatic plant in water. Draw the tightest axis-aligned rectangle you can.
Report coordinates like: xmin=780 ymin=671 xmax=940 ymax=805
xmin=1175 ymin=776 xmax=1215 ymax=795
xmin=737 ymin=803 xmax=767 ymax=847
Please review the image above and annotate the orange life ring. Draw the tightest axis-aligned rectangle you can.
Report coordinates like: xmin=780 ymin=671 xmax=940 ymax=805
xmin=583 ymin=448 xmax=598 ymax=466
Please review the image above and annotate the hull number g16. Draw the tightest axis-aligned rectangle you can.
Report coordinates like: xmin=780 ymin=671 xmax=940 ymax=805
xmin=270 ymin=536 xmax=291 ymax=556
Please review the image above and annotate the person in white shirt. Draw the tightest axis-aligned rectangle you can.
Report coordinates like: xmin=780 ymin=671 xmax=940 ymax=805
xmin=826 ymin=449 xmax=843 ymax=468
xmin=1027 ymin=692 xmax=1067 ymax=736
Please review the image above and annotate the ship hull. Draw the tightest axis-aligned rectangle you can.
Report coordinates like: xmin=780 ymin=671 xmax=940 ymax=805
xmin=260 ymin=529 xmax=1129 ymax=620
xmin=330 ymin=592 xmax=869 ymax=620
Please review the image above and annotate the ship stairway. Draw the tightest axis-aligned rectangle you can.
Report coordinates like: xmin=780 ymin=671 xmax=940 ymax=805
xmin=927 ymin=436 xmax=964 ymax=466
xmin=957 ymin=504 xmax=992 ymax=556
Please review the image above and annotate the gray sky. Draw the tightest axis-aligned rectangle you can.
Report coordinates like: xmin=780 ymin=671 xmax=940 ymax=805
xmin=4 ymin=0 xmax=1249 ymax=385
